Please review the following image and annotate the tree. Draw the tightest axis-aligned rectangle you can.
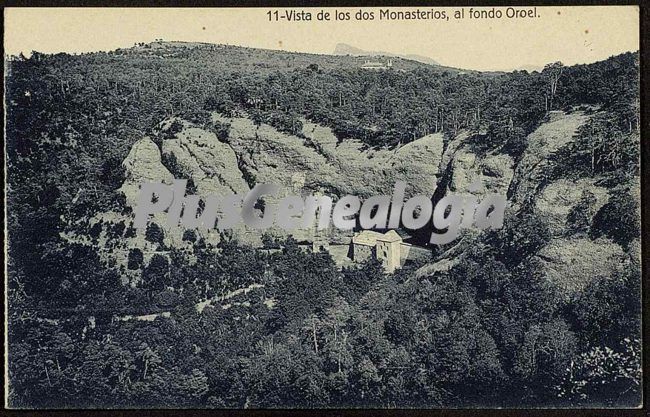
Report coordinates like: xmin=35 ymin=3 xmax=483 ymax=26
xmin=590 ymin=187 xmax=640 ymax=247
xmin=145 ymin=223 xmax=165 ymax=247
xmin=142 ymin=254 xmax=170 ymax=292
xmin=543 ymin=62 xmax=564 ymax=111
xmin=555 ymin=338 xmax=641 ymax=407
xmin=566 ymin=190 xmax=597 ymax=236
xmin=127 ymin=248 xmax=144 ymax=270
xmin=136 ymin=342 xmax=161 ymax=381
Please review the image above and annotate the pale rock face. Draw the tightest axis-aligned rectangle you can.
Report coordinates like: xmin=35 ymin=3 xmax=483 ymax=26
xmin=85 ymin=134 xmax=227 ymax=278
xmin=227 ymin=117 xmax=337 ymax=194
xmin=534 ymin=179 xmax=609 ymax=236
xmin=119 ymin=137 xmax=174 ymax=208
xmin=415 ymin=109 xmax=635 ymax=301
xmin=300 ymin=120 xmax=443 ymax=198
xmin=63 ymin=137 xmax=184 ymax=282
xmin=534 ymin=237 xmax=627 ymax=297
xmin=386 ymin=132 xmax=445 ymax=198
xmin=480 ymin=154 xmax=515 ymax=195
xmin=66 ymin=106 xmax=639 ymax=300
xmin=440 ymin=131 xmax=470 ymax=170
xmin=447 ymin=148 xmax=478 ymax=192
xmin=510 ymin=111 xmax=590 ymax=204
xmin=442 ymin=132 xmax=514 ymax=195
xmin=162 ymin=127 xmax=250 ymax=196
xmin=208 ymin=115 xmax=446 ymax=201
xmin=223 ymin=117 xmax=342 ymax=243
xmin=161 ymin=124 xmax=262 ymax=245
xmin=203 ymin=114 xmax=447 ymax=243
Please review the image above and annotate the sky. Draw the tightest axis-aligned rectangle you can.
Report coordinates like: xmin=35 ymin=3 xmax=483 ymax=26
xmin=4 ymin=6 xmax=639 ymax=71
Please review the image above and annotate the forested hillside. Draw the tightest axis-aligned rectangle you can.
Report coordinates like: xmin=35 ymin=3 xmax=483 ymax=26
xmin=5 ymin=42 xmax=641 ymax=408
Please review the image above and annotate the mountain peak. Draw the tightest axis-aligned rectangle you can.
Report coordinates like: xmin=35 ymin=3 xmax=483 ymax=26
xmin=333 ymin=43 xmax=439 ymax=66
xmin=333 ymin=43 xmax=368 ymax=56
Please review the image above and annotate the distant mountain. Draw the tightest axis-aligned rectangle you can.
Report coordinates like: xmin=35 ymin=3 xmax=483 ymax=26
xmin=333 ymin=43 xmax=440 ymax=66
xmin=487 ymin=64 xmax=544 ymax=73
xmin=120 ymin=40 xmax=439 ymax=73
xmin=514 ymin=64 xmax=544 ymax=73
xmin=332 ymin=43 xmax=550 ymax=72
xmin=332 ymin=43 xmax=367 ymax=56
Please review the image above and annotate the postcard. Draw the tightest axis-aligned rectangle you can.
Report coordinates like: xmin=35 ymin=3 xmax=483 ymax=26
xmin=3 ymin=6 xmax=641 ymax=409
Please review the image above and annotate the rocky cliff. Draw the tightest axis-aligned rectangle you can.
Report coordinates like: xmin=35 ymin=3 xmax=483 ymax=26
xmin=420 ymin=109 xmax=637 ymax=298
xmin=73 ymin=109 xmax=637 ymax=295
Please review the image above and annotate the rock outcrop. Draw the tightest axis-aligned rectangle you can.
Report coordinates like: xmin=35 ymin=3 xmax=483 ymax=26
xmin=162 ymin=126 xmax=249 ymax=196
xmin=510 ymin=110 xmax=590 ymax=204
xmin=210 ymin=116 xmax=444 ymax=200
xmin=119 ymin=137 xmax=174 ymax=207
xmin=533 ymin=237 xmax=627 ymax=297
xmin=301 ymin=120 xmax=444 ymax=198
xmin=416 ymin=108 xmax=637 ymax=299
xmin=83 ymin=108 xmax=637 ymax=298
xmin=439 ymin=131 xmax=514 ymax=195
xmin=534 ymin=178 xmax=609 ymax=236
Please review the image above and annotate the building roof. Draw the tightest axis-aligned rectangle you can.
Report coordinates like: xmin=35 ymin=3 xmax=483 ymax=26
xmin=352 ymin=230 xmax=402 ymax=246
xmin=361 ymin=60 xmax=393 ymax=69
xmin=393 ymin=229 xmax=412 ymax=240
xmin=352 ymin=230 xmax=384 ymax=246
xmin=377 ymin=229 xmax=402 ymax=243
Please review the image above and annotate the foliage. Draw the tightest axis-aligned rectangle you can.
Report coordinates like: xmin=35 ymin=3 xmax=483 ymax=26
xmin=590 ymin=186 xmax=640 ymax=247
xmin=4 ymin=45 xmax=641 ymax=408
xmin=555 ymin=339 xmax=641 ymax=407
xmin=145 ymin=223 xmax=165 ymax=247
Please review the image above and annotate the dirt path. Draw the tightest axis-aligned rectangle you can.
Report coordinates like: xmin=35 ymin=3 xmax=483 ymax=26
xmin=115 ymin=283 xmax=265 ymax=322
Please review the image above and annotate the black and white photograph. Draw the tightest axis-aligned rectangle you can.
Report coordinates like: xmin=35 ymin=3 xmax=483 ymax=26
xmin=3 ymin=5 xmax=643 ymax=410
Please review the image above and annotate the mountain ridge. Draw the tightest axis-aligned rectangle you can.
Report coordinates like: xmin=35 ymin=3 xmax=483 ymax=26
xmin=333 ymin=42 xmax=440 ymax=66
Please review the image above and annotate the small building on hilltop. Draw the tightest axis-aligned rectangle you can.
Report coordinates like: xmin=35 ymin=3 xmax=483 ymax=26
xmin=361 ymin=59 xmax=393 ymax=70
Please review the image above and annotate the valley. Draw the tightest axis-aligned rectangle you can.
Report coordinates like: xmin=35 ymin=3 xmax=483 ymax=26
xmin=5 ymin=41 xmax=641 ymax=408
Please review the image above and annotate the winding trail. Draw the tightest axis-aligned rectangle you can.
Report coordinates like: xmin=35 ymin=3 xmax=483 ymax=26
xmin=30 ymin=283 xmax=268 ymax=327
xmin=115 ymin=283 xmax=265 ymax=322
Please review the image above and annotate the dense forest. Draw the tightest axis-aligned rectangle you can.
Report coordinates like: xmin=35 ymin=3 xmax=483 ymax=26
xmin=5 ymin=42 xmax=641 ymax=408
